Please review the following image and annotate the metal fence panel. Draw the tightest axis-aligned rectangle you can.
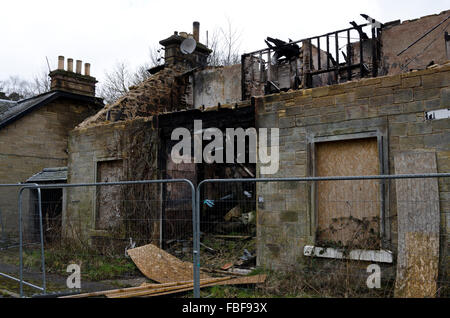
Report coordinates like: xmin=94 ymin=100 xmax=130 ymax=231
xmin=0 ymin=184 xmax=45 ymax=296
xmin=196 ymin=174 xmax=449 ymax=298
xmin=1 ymin=174 xmax=449 ymax=298
xmin=0 ymin=179 xmax=195 ymax=297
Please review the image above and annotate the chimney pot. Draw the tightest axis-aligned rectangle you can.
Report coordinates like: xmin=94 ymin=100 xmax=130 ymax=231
xmin=67 ymin=58 xmax=73 ymax=72
xmin=76 ymin=60 xmax=82 ymax=74
xmin=193 ymin=21 xmax=200 ymax=42
xmin=58 ymin=56 xmax=65 ymax=70
xmin=84 ymin=63 xmax=91 ymax=76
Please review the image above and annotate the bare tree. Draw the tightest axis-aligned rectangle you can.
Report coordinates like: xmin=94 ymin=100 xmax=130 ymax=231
xmin=219 ymin=17 xmax=242 ymax=66
xmin=97 ymin=62 xmax=131 ymax=104
xmin=32 ymin=69 xmax=51 ymax=95
xmin=207 ymin=29 xmax=222 ymax=67
xmin=0 ymin=68 xmax=51 ymax=101
xmin=98 ymin=46 xmax=163 ymax=104
xmin=0 ymin=75 xmax=33 ymax=100
xmin=97 ymin=18 xmax=243 ymax=105
xmin=208 ymin=18 xmax=243 ymax=66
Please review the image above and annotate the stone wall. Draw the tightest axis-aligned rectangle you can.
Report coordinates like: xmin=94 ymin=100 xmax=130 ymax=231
xmin=66 ymin=118 xmax=159 ymax=244
xmin=255 ymin=62 xmax=450 ymax=285
xmin=0 ymin=99 xmax=99 ymax=237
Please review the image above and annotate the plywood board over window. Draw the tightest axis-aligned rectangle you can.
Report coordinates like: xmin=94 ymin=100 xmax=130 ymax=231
xmin=96 ymin=159 xmax=123 ymax=230
xmin=316 ymin=137 xmax=381 ymax=248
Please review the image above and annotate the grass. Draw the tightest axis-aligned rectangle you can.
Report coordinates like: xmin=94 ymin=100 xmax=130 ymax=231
xmin=1 ymin=244 xmax=140 ymax=282
xmin=0 ymin=275 xmax=66 ymax=297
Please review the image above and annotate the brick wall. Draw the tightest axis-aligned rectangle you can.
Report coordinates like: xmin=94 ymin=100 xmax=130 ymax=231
xmin=255 ymin=63 xmax=450 ymax=278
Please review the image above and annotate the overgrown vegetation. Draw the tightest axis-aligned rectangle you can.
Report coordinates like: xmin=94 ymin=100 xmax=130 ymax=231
xmin=0 ymin=244 xmax=139 ymax=282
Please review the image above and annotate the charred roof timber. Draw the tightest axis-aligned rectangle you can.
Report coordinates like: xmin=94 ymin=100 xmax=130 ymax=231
xmin=264 ymin=37 xmax=301 ymax=62
xmin=241 ymin=16 xmax=382 ymax=99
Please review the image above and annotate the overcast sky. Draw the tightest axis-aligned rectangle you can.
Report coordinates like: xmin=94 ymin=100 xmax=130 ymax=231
xmin=1 ymin=0 xmax=449 ymax=84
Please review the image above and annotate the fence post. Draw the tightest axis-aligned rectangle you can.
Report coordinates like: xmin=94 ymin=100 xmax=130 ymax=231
xmin=193 ymin=182 xmax=201 ymax=298
xmin=18 ymin=184 xmax=44 ymax=297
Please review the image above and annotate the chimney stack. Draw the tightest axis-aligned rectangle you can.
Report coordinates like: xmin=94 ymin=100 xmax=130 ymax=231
xmin=67 ymin=58 xmax=73 ymax=72
xmin=193 ymin=21 xmax=200 ymax=42
xmin=49 ymin=56 xmax=97 ymax=97
xmin=84 ymin=63 xmax=91 ymax=76
xmin=157 ymin=21 xmax=211 ymax=69
xmin=58 ymin=56 xmax=65 ymax=70
xmin=76 ymin=60 xmax=82 ymax=74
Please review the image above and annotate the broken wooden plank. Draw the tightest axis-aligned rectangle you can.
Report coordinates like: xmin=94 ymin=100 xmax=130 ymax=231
xmin=107 ymin=277 xmax=232 ymax=298
xmin=107 ymin=275 xmax=267 ymax=298
xmin=122 ymin=275 xmax=267 ymax=298
xmin=60 ymin=278 xmax=228 ymax=299
xmin=126 ymin=243 xmax=210 ymax=283
xmin=60 ymin=281 xmax=188 ymax=298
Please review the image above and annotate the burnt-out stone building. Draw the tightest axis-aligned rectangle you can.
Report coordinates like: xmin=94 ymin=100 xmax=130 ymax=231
xmin=66 ymin=22 xmax=255 ymax=247
xmin=63 ymin=11 xmax=449 ymax=296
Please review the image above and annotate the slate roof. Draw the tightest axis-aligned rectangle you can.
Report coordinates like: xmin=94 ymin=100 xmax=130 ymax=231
xmin=0 ymin=90 xmax=103 ymax=129
xmin=0 ymin=99 xmax=17 ymax=116
xmin=26 ymin=167 xmax=67 ymax=183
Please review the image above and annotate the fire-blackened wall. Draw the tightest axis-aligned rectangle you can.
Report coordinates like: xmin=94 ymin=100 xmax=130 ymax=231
xmin=158 ymin=103 xmax=255 ymax=239
xmin=380 ymin=10 xmax=450 ymax=76
xmin=192 ymin=65 xmax=242 ymax=108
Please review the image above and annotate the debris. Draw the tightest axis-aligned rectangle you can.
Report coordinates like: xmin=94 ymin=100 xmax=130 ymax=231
xmin=60 ymin=277 xmax=228 ymax=298
xmin=107 ymin=275 xmax=266 ymax=298
xmin=200 ymin=242 xmax=216 ymax=254
xmin=221 ymin=263 xmax=234 ymax=270
xmin=238 ymin=163 xmax=255 ymax=178
xmin=241 ymin=211 xmax=255 ymax=225
xmin=227 ymin=268 xmax=253 ymax=275
xmin=200 ymin=267 xmax=246 ymax=276
xmin=124 ymin=237 xmax=136 ymax=258
xmin=240 ymin=249 xmax=253 ymax=261
xmin=224 ymin=206 xmax=241 ymax=221
xmin=60 ymin=275 xmax=267 ymax=298
xmin=234 ymin=249 xmax=256 ymax=267
xmin=126 ymin=243 xmax=210 ymax=283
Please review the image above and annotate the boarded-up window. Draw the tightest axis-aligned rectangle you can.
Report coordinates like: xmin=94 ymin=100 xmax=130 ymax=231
xmin=96 ymin=160 xmax=123 ymax=230
xmin=316 ymin=138 xmax=381 ymax=248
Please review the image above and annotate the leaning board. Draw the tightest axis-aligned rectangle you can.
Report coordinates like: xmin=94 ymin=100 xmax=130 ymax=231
xmin=127 ymin=243 xmax=210 ymax=283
